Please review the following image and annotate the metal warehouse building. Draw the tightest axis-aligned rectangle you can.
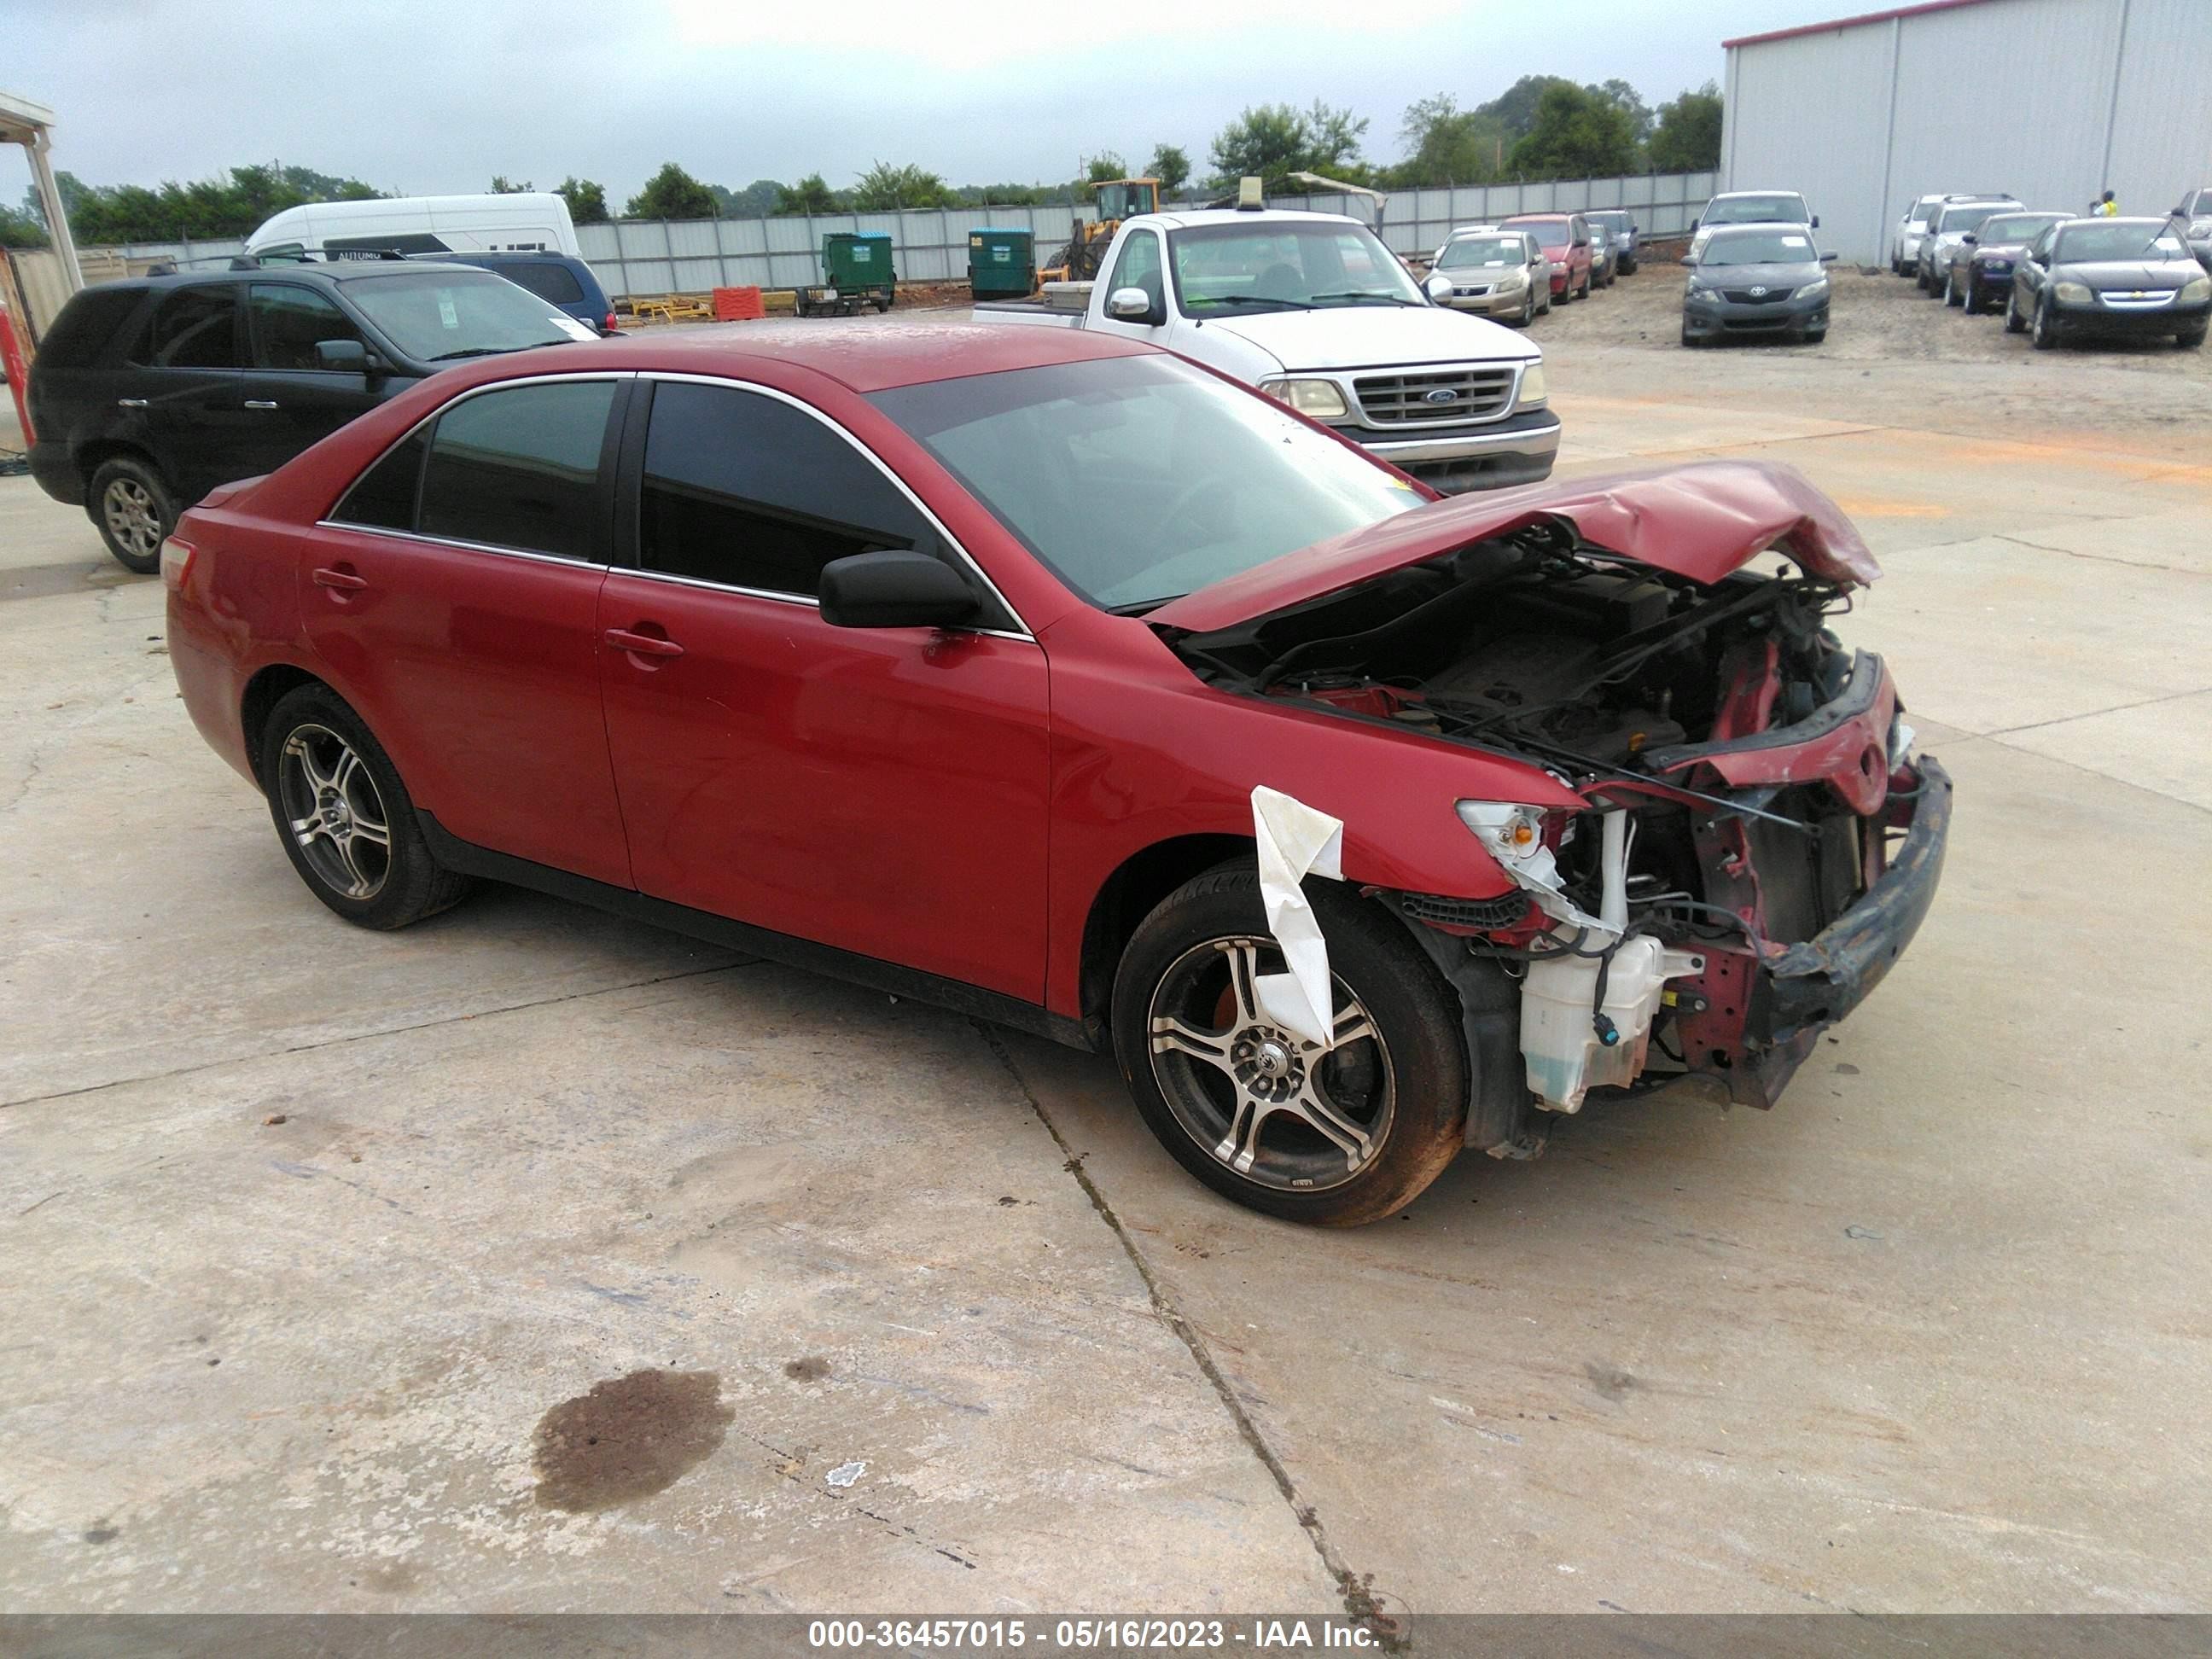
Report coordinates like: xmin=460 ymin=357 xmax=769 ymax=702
xmin=1720 ymin=0 xmax=2212 ymax=265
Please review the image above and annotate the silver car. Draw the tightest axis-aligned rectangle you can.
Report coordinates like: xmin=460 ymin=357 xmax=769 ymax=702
xmin=1427 ymin=228 xmax=1551 ymax=325
xmin=1892 ymin=195 xmax=1944 ymax=275
xmin=2170 ymin=184 xmax=2212 ymax=271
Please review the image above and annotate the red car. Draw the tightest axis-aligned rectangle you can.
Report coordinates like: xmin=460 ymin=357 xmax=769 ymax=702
xmin=165 ymin=325 xmax=1947 ymax=1225
xmin=1499 ymin=213 xmax=1596 ymax=302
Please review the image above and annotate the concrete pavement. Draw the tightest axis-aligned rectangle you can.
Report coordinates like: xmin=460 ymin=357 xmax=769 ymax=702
xmin=2 ymin=332 xmax=2206 ymax=1615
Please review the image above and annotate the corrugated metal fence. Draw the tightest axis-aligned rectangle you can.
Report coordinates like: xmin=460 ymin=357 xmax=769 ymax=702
xmin=81 ymin=172 xmax=1717 ymax=303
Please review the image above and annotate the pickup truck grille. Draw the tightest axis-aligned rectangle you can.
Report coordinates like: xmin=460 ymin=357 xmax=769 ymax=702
xmin=1354 ymin=366 xmax=1516 ymax=425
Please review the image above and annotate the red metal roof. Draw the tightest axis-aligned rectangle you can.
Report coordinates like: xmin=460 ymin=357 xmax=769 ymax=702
xmin=1724 ymin=0 xmax=1999 ymax=49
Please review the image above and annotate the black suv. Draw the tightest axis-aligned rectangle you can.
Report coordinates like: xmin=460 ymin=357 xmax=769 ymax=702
xmin=27 ymin=259 xmax=593 ymax=571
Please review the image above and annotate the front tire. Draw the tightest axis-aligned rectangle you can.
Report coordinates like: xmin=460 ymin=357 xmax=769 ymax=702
xmin=1944 ymin=269 xmax=1962 ymax=306
xmin=259 ymin=684 xmax=472 ymax=930
xmin=2032 ymin=298 xmax=2060 ymax=350
xmin=88 ymin=457 xmax=174 ymax=574
xmin=2178 ymin=323 xmax=2206 ymax=348
xmin=1110 ymin=868 xmax=1469 ymax=1226
xmin=2005 ymin=287 xmax=2028 ymax=333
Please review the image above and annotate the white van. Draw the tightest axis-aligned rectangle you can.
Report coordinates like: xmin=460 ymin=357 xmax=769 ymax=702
xmin=243 ymin=193 xmax=581 ymax=260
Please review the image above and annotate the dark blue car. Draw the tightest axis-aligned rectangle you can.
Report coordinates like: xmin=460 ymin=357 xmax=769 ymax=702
xmin=417 ymin=251 xmax=619 ymax=335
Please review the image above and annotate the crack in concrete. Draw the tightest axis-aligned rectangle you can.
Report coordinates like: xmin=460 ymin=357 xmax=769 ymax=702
xmin=1990 ymin=533 xmax=2207 ymax=574
xmin=975 ymin=1024 xmax=1386 ymax=1629
xmin=0 ymin=958 xmax=760 ymax=1114
xmin=1979 ymin=684 xmax=2212 ymax=741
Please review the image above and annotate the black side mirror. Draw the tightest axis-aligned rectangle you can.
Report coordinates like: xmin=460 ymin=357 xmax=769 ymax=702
xmin=819 ymin=550 xmax=980 ymax=631
xmin=1819 ymin=251 xmax=1838 ymax=263
xmin=316 ymin=338 xmax=370 ymax=372
xmin=1810 ymin=214 xmax=1820 ymax=229
xmin=1960 ymin=233 xmax=1976 ymax=245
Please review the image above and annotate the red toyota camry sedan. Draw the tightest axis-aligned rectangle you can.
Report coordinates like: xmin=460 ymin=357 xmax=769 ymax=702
xmin=164 ymin=323 xmax=1947 ymax=1225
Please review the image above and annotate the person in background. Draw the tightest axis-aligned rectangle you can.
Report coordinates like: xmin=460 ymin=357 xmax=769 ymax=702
xmin=2093 ymin=190 xmax=2120 ymax=217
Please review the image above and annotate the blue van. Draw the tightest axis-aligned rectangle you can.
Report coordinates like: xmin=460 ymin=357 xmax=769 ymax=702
xmin=417 ymin=251 xmax=619 ymax=335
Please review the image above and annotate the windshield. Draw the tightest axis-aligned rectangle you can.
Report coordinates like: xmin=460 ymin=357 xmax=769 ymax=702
xmin=1437 ymin=236 xmax=1526 ymax=270
xmin=1908 ymin=197 xmax=1942 ymax=225
xmin=1698 ymin=230 xmax=1819 ymax=266
xmin=1934 ymin=202 xmax=2011 ymax=235
xmin=1586 ymin=213 xmax=1627 ymax=234
xmin=1501 ymin=218 xmax=1570 ymax=249
xmin=344 ymin=271 xmax=585 ymax=361
xmin=2054 ymin=224 xmax=2191 ymax=262
xmin=1167 ymin=220 xmax=1426 ymax=313
xmin=870 ymin=354 xmax=1418 ymax=611
xmin=1707 ymin=195 xmax=1807 ymax=225
xmin=1976 ymin=214 xmax=2062 ymax=246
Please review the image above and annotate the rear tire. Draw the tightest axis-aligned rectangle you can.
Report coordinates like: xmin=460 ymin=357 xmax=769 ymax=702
xmin=88 ymin=456 xmax=174 ymax=575
xmin=1110 ymin=867 xmax=1470 ymax=1226
xmin=1944 ymin=270 xmax=1962 ymax=306
xmin=259 ymin=684 xmax=473 ymax=931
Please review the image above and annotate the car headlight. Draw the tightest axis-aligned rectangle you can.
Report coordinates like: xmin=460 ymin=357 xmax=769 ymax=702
xmin=1495 ymin=269 xmax=1527 ymax=292
xmin=2054 ymin=280 xmax=2094 ymax=305
xmin=1517 ymin=363 xmax=1547 ymax=405
xmin=1687 ymin=282 xmax=1720 ymax=301
xmin=1455 ymin=801 xmax=1601 ymax=930
xmin=2180 ymin=275 xmax=2212 ymax=302
xmin=2190 ymin=218 xmax=2212 ymax=237
xmin=1261 ymin=379 xmax=1348 ymax=421
xmin=1796 ymin=276 xmax=1830 ymax=300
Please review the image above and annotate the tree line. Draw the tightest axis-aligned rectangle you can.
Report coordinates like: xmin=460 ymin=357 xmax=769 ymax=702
xmin=0 ymin=75 xmax=1721 ymax=247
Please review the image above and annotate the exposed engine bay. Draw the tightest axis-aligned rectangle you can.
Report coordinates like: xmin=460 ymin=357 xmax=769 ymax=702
xmin=1161 ymin=517 xmax=1944 ymax=1143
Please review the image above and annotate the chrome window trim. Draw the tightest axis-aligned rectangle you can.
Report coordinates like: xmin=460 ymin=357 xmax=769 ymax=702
xmin=309 ymin=520 xmax=612 ymax=569
xmin=323 ymin=370 xmax=634 ymax=546
xmin=635 ymin=370 xmax=1034 ymax=643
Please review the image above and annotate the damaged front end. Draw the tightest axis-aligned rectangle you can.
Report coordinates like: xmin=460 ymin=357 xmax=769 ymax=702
xmin=1154 ymin=461 xmax=1949 ymax=1149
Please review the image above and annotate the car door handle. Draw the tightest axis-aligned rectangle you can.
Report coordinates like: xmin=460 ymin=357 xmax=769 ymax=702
xmin=603 ymin=626 xmax=684 ymax=658
xmin=311 ymin=567 xmax=368 ymax=592
xmin=117 ymin=398 xmax=148 ymax=409
xmin=245 ymin=399 xmax=280 ymax=410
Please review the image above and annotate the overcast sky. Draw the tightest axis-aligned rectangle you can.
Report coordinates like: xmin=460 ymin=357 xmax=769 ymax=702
xmin=9 ymin=0 xmax=1854 ymax=208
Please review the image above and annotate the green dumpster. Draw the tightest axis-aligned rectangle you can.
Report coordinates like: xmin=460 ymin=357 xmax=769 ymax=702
xmin=820 ymin=232 xmax=895 ymax=312
xmin=968 ymin=227 xmax=1036 ymax=299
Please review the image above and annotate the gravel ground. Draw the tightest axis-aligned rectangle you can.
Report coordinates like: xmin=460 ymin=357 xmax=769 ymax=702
xmin=1528 ymin=262 xmax=2212 ymax=454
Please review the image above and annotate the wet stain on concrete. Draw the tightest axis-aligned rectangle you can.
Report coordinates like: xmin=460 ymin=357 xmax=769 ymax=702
xmin=531 ymin=1369 xmax=733 ymax=1512
xmin=1584 ymin=1361 xmax=1637 ymax=1400
xmin=784 ymin=1356 xmax=831 ymax=1382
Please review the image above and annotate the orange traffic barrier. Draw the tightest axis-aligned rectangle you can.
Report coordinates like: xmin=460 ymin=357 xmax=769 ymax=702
xmin=713 ymin=286 xmax=766 ymax=322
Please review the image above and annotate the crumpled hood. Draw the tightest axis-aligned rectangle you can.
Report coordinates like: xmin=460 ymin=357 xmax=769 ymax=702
xmin=1203 ymin=304 xmax=1534 ymax=373
xmin=1148 ymin=459 xmax=1880 ymax=635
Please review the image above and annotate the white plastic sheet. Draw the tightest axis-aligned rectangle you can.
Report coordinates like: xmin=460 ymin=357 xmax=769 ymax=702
xmin=1249 ymin=785 xmax=1346 ymax=1049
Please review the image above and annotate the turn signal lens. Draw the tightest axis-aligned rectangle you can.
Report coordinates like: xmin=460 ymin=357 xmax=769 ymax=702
xmin=159 ymin=535 xmax=197 ymax=592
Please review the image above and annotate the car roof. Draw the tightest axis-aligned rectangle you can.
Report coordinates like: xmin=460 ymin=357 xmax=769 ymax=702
xmin=1132 ymin=207 xmax=1360 ymax=230
xmin=104 ymin=260 xmax=533 ymax=294
xmin=2057 ymin=216 xmax=2175 ymax=230
xmin=500 ymin=320 xmax=1158 ymax=394
xmin=1703 ymin=223 xmax=1815 ymax=241
xmin=1710 ymin=190 xmax=1804 ymax=200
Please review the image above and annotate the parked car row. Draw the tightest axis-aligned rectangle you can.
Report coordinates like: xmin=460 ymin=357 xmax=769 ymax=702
xmin=1427 ymin=209 xmax=1640 ymax=326
xmin=1898 ymin=194 xmax=2208 ymax=349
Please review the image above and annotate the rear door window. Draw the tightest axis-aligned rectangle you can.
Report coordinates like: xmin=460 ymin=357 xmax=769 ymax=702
xmin=148 ymin=287 xmax=242 ymax=369
xmin=416 ymin=380 xmax=619 ymax=560
xmin=637 ymin=381 xmax=941 ymax=599
xmin=248 ymin=284 xmax=365 ymax=370
xmin=499 ymin=263 xmax=587 ymax=305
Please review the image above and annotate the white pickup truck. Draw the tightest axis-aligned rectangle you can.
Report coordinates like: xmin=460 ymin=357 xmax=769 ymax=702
xmin=974 ymin=207 xmax=1559 ymax=493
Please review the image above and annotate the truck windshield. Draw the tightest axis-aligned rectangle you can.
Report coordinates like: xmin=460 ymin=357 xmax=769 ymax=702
xmin=870 ymin=354 xmax=1417 ymax=612
xmin=342 ymin=271 xmax=583 ymax=361
xmin=1167 ymin=221 xmax=1426 ymax=314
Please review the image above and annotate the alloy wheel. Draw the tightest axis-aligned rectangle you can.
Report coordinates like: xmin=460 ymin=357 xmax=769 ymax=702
xmin=276 ymin=724 xmax=392 ymax=900
xmin=1145 ymin=935 xmax=1394 ymax=1193
xmin=102 ymin=478 xmax=163 ymax=563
